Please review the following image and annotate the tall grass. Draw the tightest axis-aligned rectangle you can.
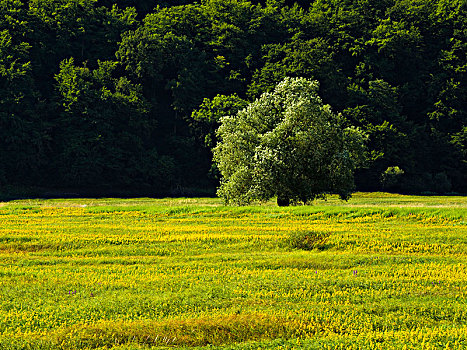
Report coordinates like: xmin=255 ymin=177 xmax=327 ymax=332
xmin=0 ymin=193 xmax=465 ymax=349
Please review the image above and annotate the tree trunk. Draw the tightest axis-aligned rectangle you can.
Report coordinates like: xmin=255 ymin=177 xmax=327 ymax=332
xmin=277 ymin=195 xmax=290 ymax=206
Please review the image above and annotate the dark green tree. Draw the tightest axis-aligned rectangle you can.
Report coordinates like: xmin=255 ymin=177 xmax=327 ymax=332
xmin=214 ymin=77 xmax=366 ymax=205
xmin=54 ymin=58 xmax=174 ymax=189
xmin=0 ymin=29 xmax=45 ymax=185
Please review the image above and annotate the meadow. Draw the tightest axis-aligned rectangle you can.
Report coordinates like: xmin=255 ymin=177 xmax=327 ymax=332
xmin=0 ymin=193 xmax=465 ymax=349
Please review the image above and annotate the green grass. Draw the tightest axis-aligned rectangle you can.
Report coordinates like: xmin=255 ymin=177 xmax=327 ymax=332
xmin=0 ymin=193 xmax=465 ymax=349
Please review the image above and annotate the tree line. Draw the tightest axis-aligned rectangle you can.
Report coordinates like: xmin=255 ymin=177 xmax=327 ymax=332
xmin=1 ymin=0 xmax=465 ymax=197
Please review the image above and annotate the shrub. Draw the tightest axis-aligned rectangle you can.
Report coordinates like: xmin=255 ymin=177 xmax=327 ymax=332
xmin=380 ymin=166 xmax=404 ymax=191
xmin=433 ymin=172 xmax=452 ymax=194
xmin=285 ymin=230 xmax=331 ymax=250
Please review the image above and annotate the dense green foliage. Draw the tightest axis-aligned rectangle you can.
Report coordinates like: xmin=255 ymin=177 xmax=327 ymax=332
xmin=1 ymin=0 xmax=466 ymax=195
xmin=214 ymin=77 xmax=365 ymax=205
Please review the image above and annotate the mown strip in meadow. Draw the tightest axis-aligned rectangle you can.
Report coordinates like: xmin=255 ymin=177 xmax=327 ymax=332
xmin=0 ymin=193 xmax=465 ymax=349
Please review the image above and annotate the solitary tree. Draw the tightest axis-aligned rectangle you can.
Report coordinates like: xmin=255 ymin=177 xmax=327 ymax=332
xmin=213 ymin=77 xmax=365 ymax=205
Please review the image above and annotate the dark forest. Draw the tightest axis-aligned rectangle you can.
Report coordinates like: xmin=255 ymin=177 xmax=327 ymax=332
xmin=1 ymin=0 xmax=465 ymax=198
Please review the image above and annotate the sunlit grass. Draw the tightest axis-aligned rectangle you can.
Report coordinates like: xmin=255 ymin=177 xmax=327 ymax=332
xmin=0 ymin=193 xmax=465 ymax=349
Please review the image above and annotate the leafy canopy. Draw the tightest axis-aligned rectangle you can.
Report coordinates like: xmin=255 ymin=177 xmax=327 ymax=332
xmin=214 ymin=77 xmax=365 ymax=205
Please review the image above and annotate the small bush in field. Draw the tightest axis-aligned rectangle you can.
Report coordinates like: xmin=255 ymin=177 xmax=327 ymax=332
xmin=285 ymin=231 xmax=331 ymax=250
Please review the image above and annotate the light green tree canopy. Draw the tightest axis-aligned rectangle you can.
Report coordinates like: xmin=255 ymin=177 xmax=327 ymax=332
xmin=213 ymin=77 xmax=366 ymax=205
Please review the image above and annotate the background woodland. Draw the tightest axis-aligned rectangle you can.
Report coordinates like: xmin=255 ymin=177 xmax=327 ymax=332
xmin=1 ymin=0 xmax=465 ymax=196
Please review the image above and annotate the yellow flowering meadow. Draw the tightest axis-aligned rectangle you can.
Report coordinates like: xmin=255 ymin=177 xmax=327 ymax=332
xmin=0 ymin=193 xmax=465 ymax=349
